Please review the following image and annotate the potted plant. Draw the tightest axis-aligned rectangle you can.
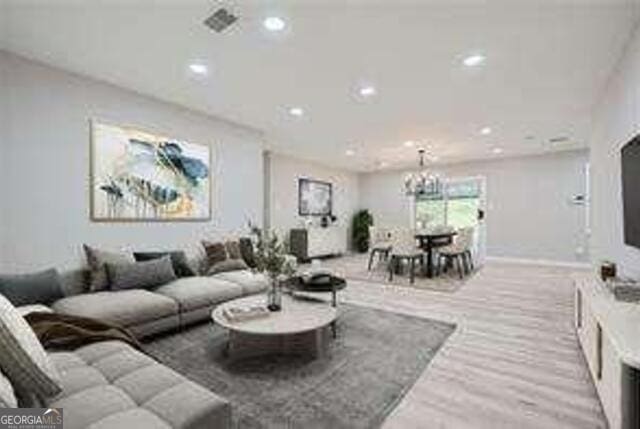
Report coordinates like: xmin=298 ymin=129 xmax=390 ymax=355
xmin=352 ymin=209 xmax=373 ymax=253
xmin=250 ymin=226 xmax=296 ymax=311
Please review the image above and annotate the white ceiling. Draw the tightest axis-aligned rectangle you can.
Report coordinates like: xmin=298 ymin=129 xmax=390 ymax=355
xmin=2 ymin=0 xmax=639 ymax=171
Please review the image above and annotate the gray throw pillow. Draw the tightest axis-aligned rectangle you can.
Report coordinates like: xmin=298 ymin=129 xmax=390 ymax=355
xmin=133 ymin=251 xmax=196 ymax=278
xmin=0 ymin=294 xmax=61 ymax=401
xmin=0 ymin=269 xmax=63 ymax=307
xmin=225 ymin=241 xmax=242 ymax=259
xmin=83 ymin=244 xmax=135 ymax=292
xmin=106 ymin=255 xmax=177 ymax=291
xmin=0 ymin=370 xmax=17 ymax=408
xmin=207 ymin=259 xmax=248 ymax=276
xmin=238 ymin=237 xmax=257 ymax=268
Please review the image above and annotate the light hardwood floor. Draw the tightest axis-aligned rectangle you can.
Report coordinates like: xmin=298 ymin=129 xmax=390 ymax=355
xmin=318 ymin=256 xmax=606 ymax=429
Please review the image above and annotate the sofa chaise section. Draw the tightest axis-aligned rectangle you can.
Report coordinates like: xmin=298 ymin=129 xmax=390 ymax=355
xmin=47 ymin=341 xmax=230 ymax=429
xmin=52 ymin=290 xmax=180 ymax=338
xmin=212 ymin=271 xmax=269 ymax=295
xmin=154 ymin=277 xmax=245 ymax=326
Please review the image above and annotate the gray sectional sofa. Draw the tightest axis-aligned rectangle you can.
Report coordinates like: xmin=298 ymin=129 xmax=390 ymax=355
xmin=6 ymin=268 xmax=269 ymax=428
xmin=47 ymin=268 xmax=268 ymax=338
xmin=47 ymin=341 xmax=230 ymax=429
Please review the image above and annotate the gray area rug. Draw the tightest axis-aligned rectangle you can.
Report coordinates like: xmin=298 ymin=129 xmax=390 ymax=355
xmin=143 ymin=303 xmax=455 ymax=429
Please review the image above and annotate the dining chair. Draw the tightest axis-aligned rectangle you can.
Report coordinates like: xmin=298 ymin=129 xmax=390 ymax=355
xmin=388 ymin=228 xmax=424 ymax=284
xmin=437 ymin=227 xmax=475 ymax=279
xmin=367 ymin=226 xmax=392 ymax=270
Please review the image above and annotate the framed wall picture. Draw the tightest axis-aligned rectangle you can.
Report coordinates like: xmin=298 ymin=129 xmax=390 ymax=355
xmin=90 ymin=120 xmax=212 ymax=221
xmin=298 ymin=178 xmax=333 ymax=216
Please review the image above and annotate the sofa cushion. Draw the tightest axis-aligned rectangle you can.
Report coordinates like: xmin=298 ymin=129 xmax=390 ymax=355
xmin=83 ymin=245 xmax=135 ymax=292
xmin=206 ymin=259 xmax=248 ymax=276
xmin=202 ymin=241 xmax=227 ymax=267
xmin=0 ymin=369 xmax=17 ymax=408
xmin=0 ymin=268 xmax=63 ymax=307
xmin=0 ymin=294 xmax=61 ymax=401
xmin=47 ymin=341 xmax=230 ymax=429
xmin=106 ymin=256 xmax=177 ymax=291
xmin=134 ymin=251 xmax=196 ymax=278
xmin=17 ymin=304 xmax=54 ymax=317
xmin=52 ymin=290 xmax=178 ymax=328
xmin=224 ymin=241 xmax=242 ymax=260
xmin=212 ymin=270 xmax=269 ymax=295
xmin=154 ymin=277 xmax=243 ymax=312
xmin=238 ymin=237 xmax=257 ymax=268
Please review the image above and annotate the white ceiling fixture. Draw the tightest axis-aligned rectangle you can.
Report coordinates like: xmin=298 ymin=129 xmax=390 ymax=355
xmin=345 ymin=149 xmax=356 ymax=156
xmin=463 ymin=54 xmax=486 ymax=67
xmin=403 ymin=140 xmax=416 ymax=148
xmin=188 ymin=63 xmax=208 ymax=75
xmin=480 ymin=127 xmax=492 ymax=135
xmin=492 ymin=147 xmax=504 ymax=155
xmin=263 ymin=16 xmax=286 ymax=32
xmin=288 ymin=107 xmax=304 ymax=117
xmin=358 ymin=85 xmax=377 ymax=97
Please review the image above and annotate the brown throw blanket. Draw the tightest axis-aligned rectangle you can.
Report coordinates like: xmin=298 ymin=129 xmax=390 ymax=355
xmin=25 ymin=312 xmax=141 ymax=351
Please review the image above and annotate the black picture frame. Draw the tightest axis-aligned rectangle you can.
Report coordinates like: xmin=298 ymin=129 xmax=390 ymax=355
xmin=298 ymin=178 xmax=333 ymax=216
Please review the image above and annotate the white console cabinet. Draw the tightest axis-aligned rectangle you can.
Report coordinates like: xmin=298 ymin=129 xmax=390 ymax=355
xmin=573 ymin=274 xmax=640 ymax=429
xmin=289 ymin=227 xmax=347 ymax=260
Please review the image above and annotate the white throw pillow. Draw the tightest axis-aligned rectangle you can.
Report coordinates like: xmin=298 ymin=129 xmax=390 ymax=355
xmin=0 ymin=294 xmax=61 ymax=400
xmin=0 ymin=369 xmax=17 ymax=408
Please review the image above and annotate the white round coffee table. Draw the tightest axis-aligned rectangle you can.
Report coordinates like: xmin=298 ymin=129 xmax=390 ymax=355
xmin=211 ymin=294 xmax=337 ymax=360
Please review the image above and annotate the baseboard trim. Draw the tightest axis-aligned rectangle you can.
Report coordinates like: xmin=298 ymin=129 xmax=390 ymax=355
xmin=485 ymin=256 xmax=591 ymax=269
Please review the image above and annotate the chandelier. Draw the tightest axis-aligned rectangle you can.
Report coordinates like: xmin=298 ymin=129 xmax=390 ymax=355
xmin=404 ymin=149 xmax=443 ymax=196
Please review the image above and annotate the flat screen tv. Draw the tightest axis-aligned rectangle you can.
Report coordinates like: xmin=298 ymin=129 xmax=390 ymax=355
xmin=621 ymin=134 xmax=640 ymax=248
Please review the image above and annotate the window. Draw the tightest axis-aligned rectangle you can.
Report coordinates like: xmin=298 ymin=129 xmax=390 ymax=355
xmin=415 ymin=178 xmax=481 ymax=229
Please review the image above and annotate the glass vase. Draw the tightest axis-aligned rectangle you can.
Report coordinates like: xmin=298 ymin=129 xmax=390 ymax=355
xmin=267 ymin=278 xmax=282 ymax=312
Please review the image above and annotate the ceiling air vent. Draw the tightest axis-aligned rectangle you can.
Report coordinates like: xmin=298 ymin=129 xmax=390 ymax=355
xmin=549 ymin=136 xmax=570 ymax=144
xmin=204 ymin=8 xmax=238 ymax=33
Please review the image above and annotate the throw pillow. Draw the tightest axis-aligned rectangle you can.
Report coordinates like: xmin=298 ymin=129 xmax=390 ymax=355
xmin=206 ymin=259 xmax=248 ymax=276
xmin=0 ymin=370 xmax=17 ymax=408
xmin=133 ymin=251 xmax=196 ymax=278
xmin=0 ymin=269 xmax=63 ymax=307
xmin=202 ymin=241 xmax=228 ymax=267
xmin=238 ymin=237 xmax=257 ymax=268
xmin=0 ymin=294 xmax=61 ymax=401
xmin=106 ymin=256 xmax=177 ymax=291
xmin=225 ymin=240 xmax=242 ymax=259
xmin=83 ymin=244 xmax=134 ymax=292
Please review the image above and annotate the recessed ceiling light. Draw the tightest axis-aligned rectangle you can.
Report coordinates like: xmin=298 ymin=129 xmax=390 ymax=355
xmin=345 ymin=149 xmax=356 ymax=156
xmin=492 ymin=147 xmax=503 ymax=155
xmin=463 ymin=54 xmax=486 ymax=67
xmin=379 ymin=161 xmax=389 ymax=168
xmin=359 ymin=85 xmax=377 ymax=97
xmin=288 ymin=107 xmax=304 ymax=117
xmin=480 ymin=127 xmax=492 ymax=135
xmin=403 ymin=140 xmax=416 ymax=148
xmin=188 ymin=63 xmax=208 ymax=75
xmin=263 ymin=16 xmax=286 ymax=32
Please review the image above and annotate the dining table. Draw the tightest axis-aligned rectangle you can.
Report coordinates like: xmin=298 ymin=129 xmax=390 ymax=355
xmin=415 ymin=229 xmax=457 ymax=278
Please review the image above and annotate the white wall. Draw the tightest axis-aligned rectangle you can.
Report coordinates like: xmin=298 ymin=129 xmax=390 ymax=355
xmin=359 ymin=150 xmax=589 ymax=263
xmin=589 ymin=22 xmax=640 ymax=278
xmin=268 ymin=153 xmax=359 ymax=248
xmin=0 ymin=51 xmax=7 ymax=267
xmin=1 ymin=51 xmax=265 ymax=272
